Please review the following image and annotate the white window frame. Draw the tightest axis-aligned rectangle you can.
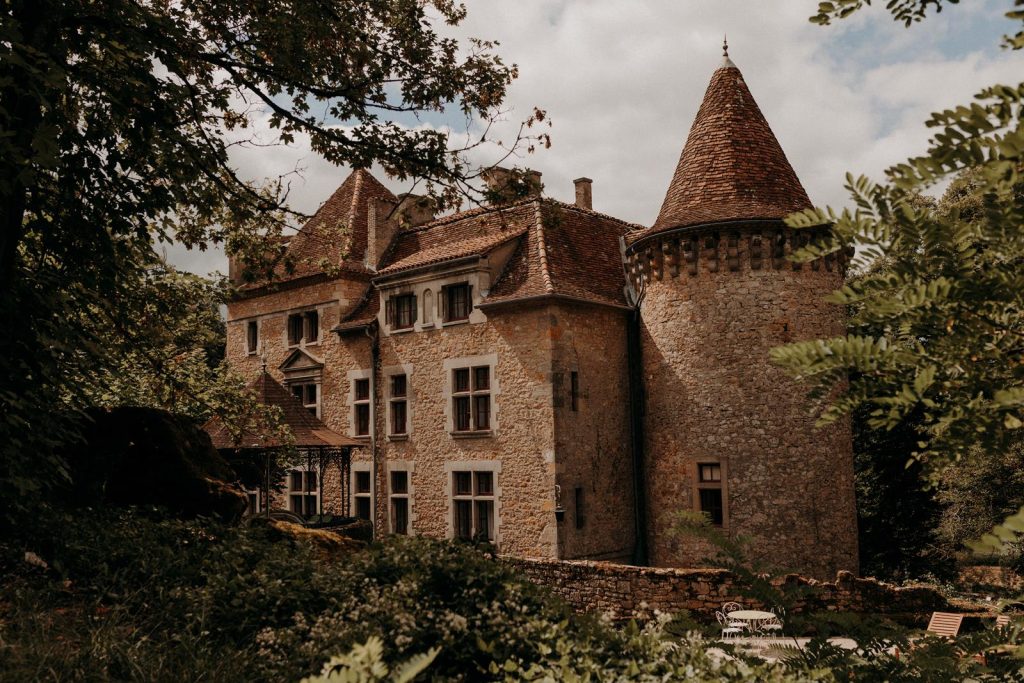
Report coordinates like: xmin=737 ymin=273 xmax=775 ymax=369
xmin=385 ymin=365 xmax=413 ymax=439
xmin=443 ymin=354 xmax=499 ymax=437
xmin=348 ymin=368 xmax=372 ymax=438
xmin=387 ymin=461 xmax=414 ymax=535
xmin=284 ymin=466 xmax=320 ymax=517
xmin=445 ymin=460 xmax=501 ymax=546
xmin=351 ymin=461 xmax=374 ymax=523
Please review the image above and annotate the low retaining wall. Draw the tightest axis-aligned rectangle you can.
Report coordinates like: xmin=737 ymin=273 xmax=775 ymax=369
xmin=507 ymin=557 xmax=947 ymax=621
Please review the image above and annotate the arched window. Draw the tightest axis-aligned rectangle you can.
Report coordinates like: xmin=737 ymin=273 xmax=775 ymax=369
xmin=422 ymin=289 xmax=434 ymax=324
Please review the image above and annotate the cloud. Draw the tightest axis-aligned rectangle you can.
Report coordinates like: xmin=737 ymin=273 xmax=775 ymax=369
xmin=166 ymin=0 xmax=1024 ymax=275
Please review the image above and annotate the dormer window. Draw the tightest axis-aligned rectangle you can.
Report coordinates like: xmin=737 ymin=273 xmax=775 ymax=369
xmin=443 ymin=283 xmax=471 ymax=322
xmin=386 ymin=293 xmax=417 ymax=330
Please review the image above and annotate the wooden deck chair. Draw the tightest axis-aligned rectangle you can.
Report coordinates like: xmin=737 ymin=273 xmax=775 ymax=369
xmin=926 ymin=612 xmax=964 ymax=639
xmin=996 ymin=614 xmax=1011 ymax=628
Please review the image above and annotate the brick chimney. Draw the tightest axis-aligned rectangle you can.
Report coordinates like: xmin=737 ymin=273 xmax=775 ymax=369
xmin=366 ymin=196 xmax=399 ymax=270
xmin=395 ymin=193 xmax=436 ymax=227
xmin=573 ymin=177 xmax=593 ymax=210
xmin=482 ymin=166 xmax=543 ymax=204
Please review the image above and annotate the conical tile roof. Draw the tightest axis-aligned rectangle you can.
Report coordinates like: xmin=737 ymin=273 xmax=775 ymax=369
xmin=646 ymin=57 xmax=811 ymax=239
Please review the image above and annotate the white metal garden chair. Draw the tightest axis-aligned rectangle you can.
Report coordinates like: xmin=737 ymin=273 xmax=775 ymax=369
xmin=716 ymin=611 xmax=743 ymax=640
xmin=759 ymin=609 xmax=784 ymax=643
xmin=720 ymin=602 xmax=747 ymax=631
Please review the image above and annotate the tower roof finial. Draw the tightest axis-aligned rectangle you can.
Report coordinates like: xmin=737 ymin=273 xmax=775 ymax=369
xmin=720 ymin=34 xmax=736 ymax=68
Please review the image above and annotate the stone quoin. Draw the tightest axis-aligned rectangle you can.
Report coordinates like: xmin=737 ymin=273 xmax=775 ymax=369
xmin=215 ymin=46 xmax=859 ymax=579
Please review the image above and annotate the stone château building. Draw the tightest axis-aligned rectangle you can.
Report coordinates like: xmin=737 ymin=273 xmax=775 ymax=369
xmin=221 ymin=52 xmax=858 ymax=579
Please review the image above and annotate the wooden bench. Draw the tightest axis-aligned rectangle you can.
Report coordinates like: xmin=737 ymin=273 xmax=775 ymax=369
xmin=926 ymin=612 xmax=964 ymax=639
xmin=996 ymin=614 xmax=1012 ymax=628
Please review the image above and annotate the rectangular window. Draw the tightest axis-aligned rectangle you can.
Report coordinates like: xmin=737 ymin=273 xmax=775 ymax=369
xmin=305 ymin=310 xmax=319 ymax=343
xmin=354 ymin=469 xmax=371 ymax=520
xmin=453 ymin=471 xmax=472 ymax=496
xmin=444 ymin=283 xmax=471 ymax=322
xmin=390 ymin=470 xmax=410 ymax=535
xmin=389 ymin=374 xmax=408 ymax=436
xmin=699 ymin=463 xmax=722 ymax=483
xmin=451 ymin=469 xmax=496 ymax=542
xmin=290 ymin=382 xmax=319 ymax=417
xmin=575 ymin=486 xmax=585 ymax=529
xmin=246 ymin=321 xmax=258 ymax=354
xmin=287 ymin=469 xmax=319 ymax=516
xmin=392 ymin=294 xmax=416 ymax=330
xmin=355 ymin=378 xmax=370 ymax=401
xmin=452 ymin=366 xmax=491 ymax=433
xmin=287 ymin=313 xmax=303 ymax=346
xmin=245 ymin=489 xmax=262 ymax=515
xmin=354 ymin=378 xmax=370 ymax=436
xmin=570 ymin=371 xmax=579 ymax=412
xmin=697 ymin=462 xmax=725 ymax=526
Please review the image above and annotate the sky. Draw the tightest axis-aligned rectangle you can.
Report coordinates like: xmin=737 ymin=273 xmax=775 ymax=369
xmin=165 ymin=0 xmax=1024 ymax=277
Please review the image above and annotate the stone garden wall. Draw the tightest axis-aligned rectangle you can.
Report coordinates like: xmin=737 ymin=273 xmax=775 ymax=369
xmin=507 ymin=557 xmax=947 ymax=621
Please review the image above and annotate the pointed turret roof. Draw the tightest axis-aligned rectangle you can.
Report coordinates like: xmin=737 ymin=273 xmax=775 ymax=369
xmin=645 ymin=52 xmax=811 ymax=239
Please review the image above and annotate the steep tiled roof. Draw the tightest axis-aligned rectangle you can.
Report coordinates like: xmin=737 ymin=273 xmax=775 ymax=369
xmin=639 ymin=58 xmax=811 ymax=242
xmin=376 ymin=200 xmax=535 ymax=277
xmin=333 ymin=197 xmax=637 ymax=331
xmin=203 ymin=372 xmax=363 ymax=449
xmin=281 ymin=168 xmax=398 ymax=280
xmin=485 ymin=201 xmax=636 ymax=308
xmin=334 ymin=284 xmax=380 ymax=333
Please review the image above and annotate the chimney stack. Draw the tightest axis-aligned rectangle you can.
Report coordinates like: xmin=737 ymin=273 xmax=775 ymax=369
xmin=482 ymin=166 xmax=543 ymax=204
xmin=574 ymin=177 xmax=593 ymax=210
xmin=366 ymin=197 xmax=399 ymax=270
xmin=395 ymin=193 xmax=436 ymax=228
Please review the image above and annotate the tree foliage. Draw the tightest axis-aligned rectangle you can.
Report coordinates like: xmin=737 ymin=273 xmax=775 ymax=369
xmin=0 ymin=0 xmax=530 ymax=521
xmin=937 ymin=438 xmax=1024 ymax=564
xmin=853 ymin=406 xmax=950 ymax=580
xmin=773 ymin=3 xmax=1024 ymax=471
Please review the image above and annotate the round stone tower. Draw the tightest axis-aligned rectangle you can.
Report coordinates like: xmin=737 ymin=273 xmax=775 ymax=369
xmin=624 ymin=49 xmax=858 ymax=579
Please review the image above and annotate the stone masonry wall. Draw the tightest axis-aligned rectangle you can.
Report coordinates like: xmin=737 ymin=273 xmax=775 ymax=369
xmin=636 ymin=225 xmax=858 ymax=580
xmin=508 ymin=557 xmax=947 ymax=621
xmin=371 ymin=301 xmax=560 ymax=558
xmin=551 ymin=303 xmax=635 ymax=562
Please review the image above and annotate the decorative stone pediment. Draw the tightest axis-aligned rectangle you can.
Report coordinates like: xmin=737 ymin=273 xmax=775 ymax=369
xmin=279 ymin=348 xmax=324 ymax=381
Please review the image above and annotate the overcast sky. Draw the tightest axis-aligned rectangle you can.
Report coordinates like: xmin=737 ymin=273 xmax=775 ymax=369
xmin=165 ymin=0 xmax=1024 ymax=276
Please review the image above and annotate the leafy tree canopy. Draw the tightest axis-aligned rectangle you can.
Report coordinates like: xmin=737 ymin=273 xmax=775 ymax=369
xmin=772 ymin=2 xmax=1024 ymax=473
xmin=0 ymin=0 xmax=530 ymax=521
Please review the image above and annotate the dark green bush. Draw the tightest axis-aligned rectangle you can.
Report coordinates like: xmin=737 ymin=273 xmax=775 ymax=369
xmin=4 ymin=508 xmax=1023 ymax=682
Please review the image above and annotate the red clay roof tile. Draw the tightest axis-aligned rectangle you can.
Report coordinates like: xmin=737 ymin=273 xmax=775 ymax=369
xmin=281 ymin=168 xmax=397 ymax=280
xmin=639 ymin=60 xmax=811 ymax=242
xmin=203 ymin=372 xmax=363 ymax=449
